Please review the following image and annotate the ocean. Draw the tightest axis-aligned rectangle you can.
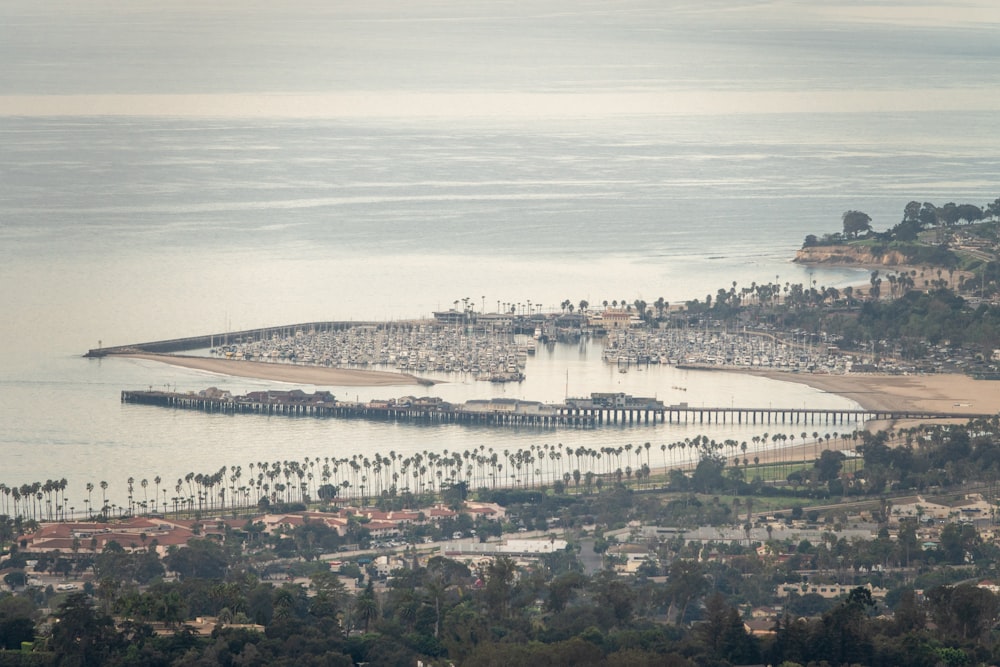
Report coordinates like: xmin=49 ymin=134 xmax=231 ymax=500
xmin=1 ymin=0 xmax=998 ymax=509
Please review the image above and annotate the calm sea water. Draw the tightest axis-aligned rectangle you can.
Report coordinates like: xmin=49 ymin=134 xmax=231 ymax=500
xmin=2 ymin=0 xmax=999 ymax=508
xmin=2 ymin=111 xmax=998 ymax=508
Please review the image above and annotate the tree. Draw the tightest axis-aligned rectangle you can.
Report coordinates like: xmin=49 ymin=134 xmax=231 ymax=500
xmin=842 ymin=210 xmax=872 ymax=238
xmin=3 ymin=570 xmax=26 ymax=590
xmin=0 ymin=595 xmax=36 ymax=650
xmin=919 ymin=201 xmax=939 ymax=227
xmin=591 ymin=570 xmax=636 ymax=627
xmin=698 ymin=592 xmax=760 ymax=664
xmin=546 ymin=571 xmax=587 ymax=613
xmin=317 ymin=483 xmax=339 ymax=501
xmin=815 ymin=449 xmax=845 ymax=482
xmin=49 ymin=592 xmax=121 ymax=666
xmin=691 ymin=454 xmax=725 ymax=493
xmin=938 ymin=522 xmax=980 ymax=565
xmin=813 ymin=586 xmax=876 ymax=665
xmin=666 ymin=559 xmax=707 ymax=624
xmin=164 ymin=538 xmax=229 ymax=580
xmin=890 ymin=587 xmax=925 ymax=634
xmin=483 ymin=555 xmax=517 ymax=619
xmin=986 ymin=196 xmax=1000 ymax=220
xmin=354 ymin=580 xmax=379 ymax=632
xmin=927 ymin=584 xmax=1000 ymax=643
xmin=955 ymin=203 xmax=983 ymax=224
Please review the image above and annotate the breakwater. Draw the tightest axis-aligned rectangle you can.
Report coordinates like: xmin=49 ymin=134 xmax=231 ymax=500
xmin=121 ymin=389 xmax=986 ymax=429
xmin=84 ymin=321 xmax=379 ymax=357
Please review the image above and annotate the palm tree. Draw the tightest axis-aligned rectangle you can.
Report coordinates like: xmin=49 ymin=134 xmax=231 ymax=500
xmin=99 ymin=480 xmax=108 ymax=517
xmin=354 ymin=581 xmax=379 ymax=632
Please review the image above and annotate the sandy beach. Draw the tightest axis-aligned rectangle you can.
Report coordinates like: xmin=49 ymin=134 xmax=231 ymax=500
xmin=747 ymin=369 xmax=999 ymax=434
xmin=117 ymin=353 xmax=431 ymax=387
xmin=748 ymin=370 xmax=998 ymax=414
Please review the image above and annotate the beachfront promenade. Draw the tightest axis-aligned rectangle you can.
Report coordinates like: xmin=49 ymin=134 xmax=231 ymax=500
xmin=121 ymin=389 xmax=987 ymax=429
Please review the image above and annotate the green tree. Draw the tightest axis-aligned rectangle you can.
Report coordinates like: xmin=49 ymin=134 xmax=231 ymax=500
xmin=691 ymin=453 xmax=726 ymax=493
xmin=3 ymin=570 xmax=26 ymax=590
xmin=815 ymin=449 xmax=845 ymax=482
xmin=697 ymin=592 xmax=760 ymax=664
xmin=310 ymin=569 xmax=349 ymax=626
xmin=666 ymin=559 xmax=707 ymax=624
xmin=483 ymin=555 xmax=517 ymax=620
xmin=49 ymin=592 xmax=121 ymax=666
xmin=938 ymin=522 xmax=980 ymax=565
xmin=591 ymin=570 xmax=636 ymax=627
xmin=354 ymin=580 xmax=379 ymax=632
xmin=164 ymin=538 xmax=229 ymax=580
xmin=842 ymin=210 xmax=872 ymax=238
xmin=814 ymin=586 xmax=876 ymax=665
xmin=926 ymin=583 xmax=999 ymax=643
xmin=0 ymin=595 xmax=36 ymax=650
xmin=547 ymin=571 xmax=587 ymax=613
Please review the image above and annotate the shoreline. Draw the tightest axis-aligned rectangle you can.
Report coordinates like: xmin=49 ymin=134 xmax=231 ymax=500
xmin=746 ymin=369 xmax=998 ymax=425
xmin=115 ymin=353 xmax=433 ymax=387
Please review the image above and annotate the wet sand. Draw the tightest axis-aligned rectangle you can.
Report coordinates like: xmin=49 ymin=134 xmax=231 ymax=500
xmin=117 ymin=353 xmax=431 ymax=387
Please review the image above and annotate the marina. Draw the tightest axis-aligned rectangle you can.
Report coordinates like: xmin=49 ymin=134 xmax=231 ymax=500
xmin=208 ymin=318 xmax=531 ymax=383
xmin=88 ymin=309 xmax=869 ymax=390
xmin=604 ymin=326 xmax=856 ymax=374
xmin=88 ymin=315 xmax=546 ymax=383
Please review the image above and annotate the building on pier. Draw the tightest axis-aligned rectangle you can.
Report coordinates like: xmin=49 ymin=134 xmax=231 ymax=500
xmin=566 ymin=392 xmax=665 ymax=410
xmin=463 ymin=398 xmax=557 ymax=416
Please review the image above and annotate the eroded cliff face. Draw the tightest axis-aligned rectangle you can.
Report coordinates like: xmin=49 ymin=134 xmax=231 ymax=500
xmin=794 ymin=245 xmax=910 ymax=266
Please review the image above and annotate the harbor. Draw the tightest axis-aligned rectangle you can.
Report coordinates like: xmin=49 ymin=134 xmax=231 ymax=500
xmin=207 ymin=317 xmax=533 ymax=383
xmin=604 ymin=326 xmax=858 ymax=374
xmin=87 ymin=308 xmax=874 ymax=389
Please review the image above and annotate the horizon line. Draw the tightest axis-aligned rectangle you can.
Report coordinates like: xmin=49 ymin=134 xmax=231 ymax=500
xmin=2 ymin=89 xmax=999 ymax=119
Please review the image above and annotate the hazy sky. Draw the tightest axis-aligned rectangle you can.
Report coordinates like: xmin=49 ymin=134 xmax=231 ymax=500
xmin=1 ymin=0 xmax=999 ymax=117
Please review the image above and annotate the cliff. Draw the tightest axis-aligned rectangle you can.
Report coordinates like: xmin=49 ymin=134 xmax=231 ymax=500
xmin=794 ymin=245 xmax=912 ymax=267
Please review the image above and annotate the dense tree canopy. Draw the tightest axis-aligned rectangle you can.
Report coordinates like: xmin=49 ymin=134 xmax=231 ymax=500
xmin=842 ymin=210 xmax=873 ymax=238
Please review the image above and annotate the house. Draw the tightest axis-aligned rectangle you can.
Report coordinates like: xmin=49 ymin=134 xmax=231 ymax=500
xmin=590 ymin=309 xmax=640 ymax=330
xmin=776 ymin=582 xmax=888 ymax=600
xmin=16 ymin=516 xmax=197 ymax=558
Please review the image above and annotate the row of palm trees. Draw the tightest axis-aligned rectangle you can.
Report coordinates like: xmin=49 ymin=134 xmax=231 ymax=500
xmin=0 ymin=427 xmax=884 ymax=525
xmin=0 ymin=478 xmax=68 ymax=522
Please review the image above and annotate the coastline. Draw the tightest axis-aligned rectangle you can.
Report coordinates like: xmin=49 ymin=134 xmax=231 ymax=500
xmin=115 ymin=353 xmax=433 ymax=387
xmin=747 ymin=369 xmax=999 ymax=417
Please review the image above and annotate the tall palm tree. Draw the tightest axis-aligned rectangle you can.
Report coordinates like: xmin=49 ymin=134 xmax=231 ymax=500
xmin=99 ymin=481 xmax=108 ymax=517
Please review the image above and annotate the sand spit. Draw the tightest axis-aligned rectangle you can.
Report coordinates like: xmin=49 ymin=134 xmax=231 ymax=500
xmin=116 ymin=353 xmax=432 ymax=387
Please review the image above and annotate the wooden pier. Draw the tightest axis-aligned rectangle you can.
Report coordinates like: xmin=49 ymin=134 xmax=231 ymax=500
xmin=120 ymin=390 xmax=596 ymax=427
xmin=121 ymin=390 xmax=989 ymax=429
xmin=555 ymin=404 xmax=986 ymax=426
